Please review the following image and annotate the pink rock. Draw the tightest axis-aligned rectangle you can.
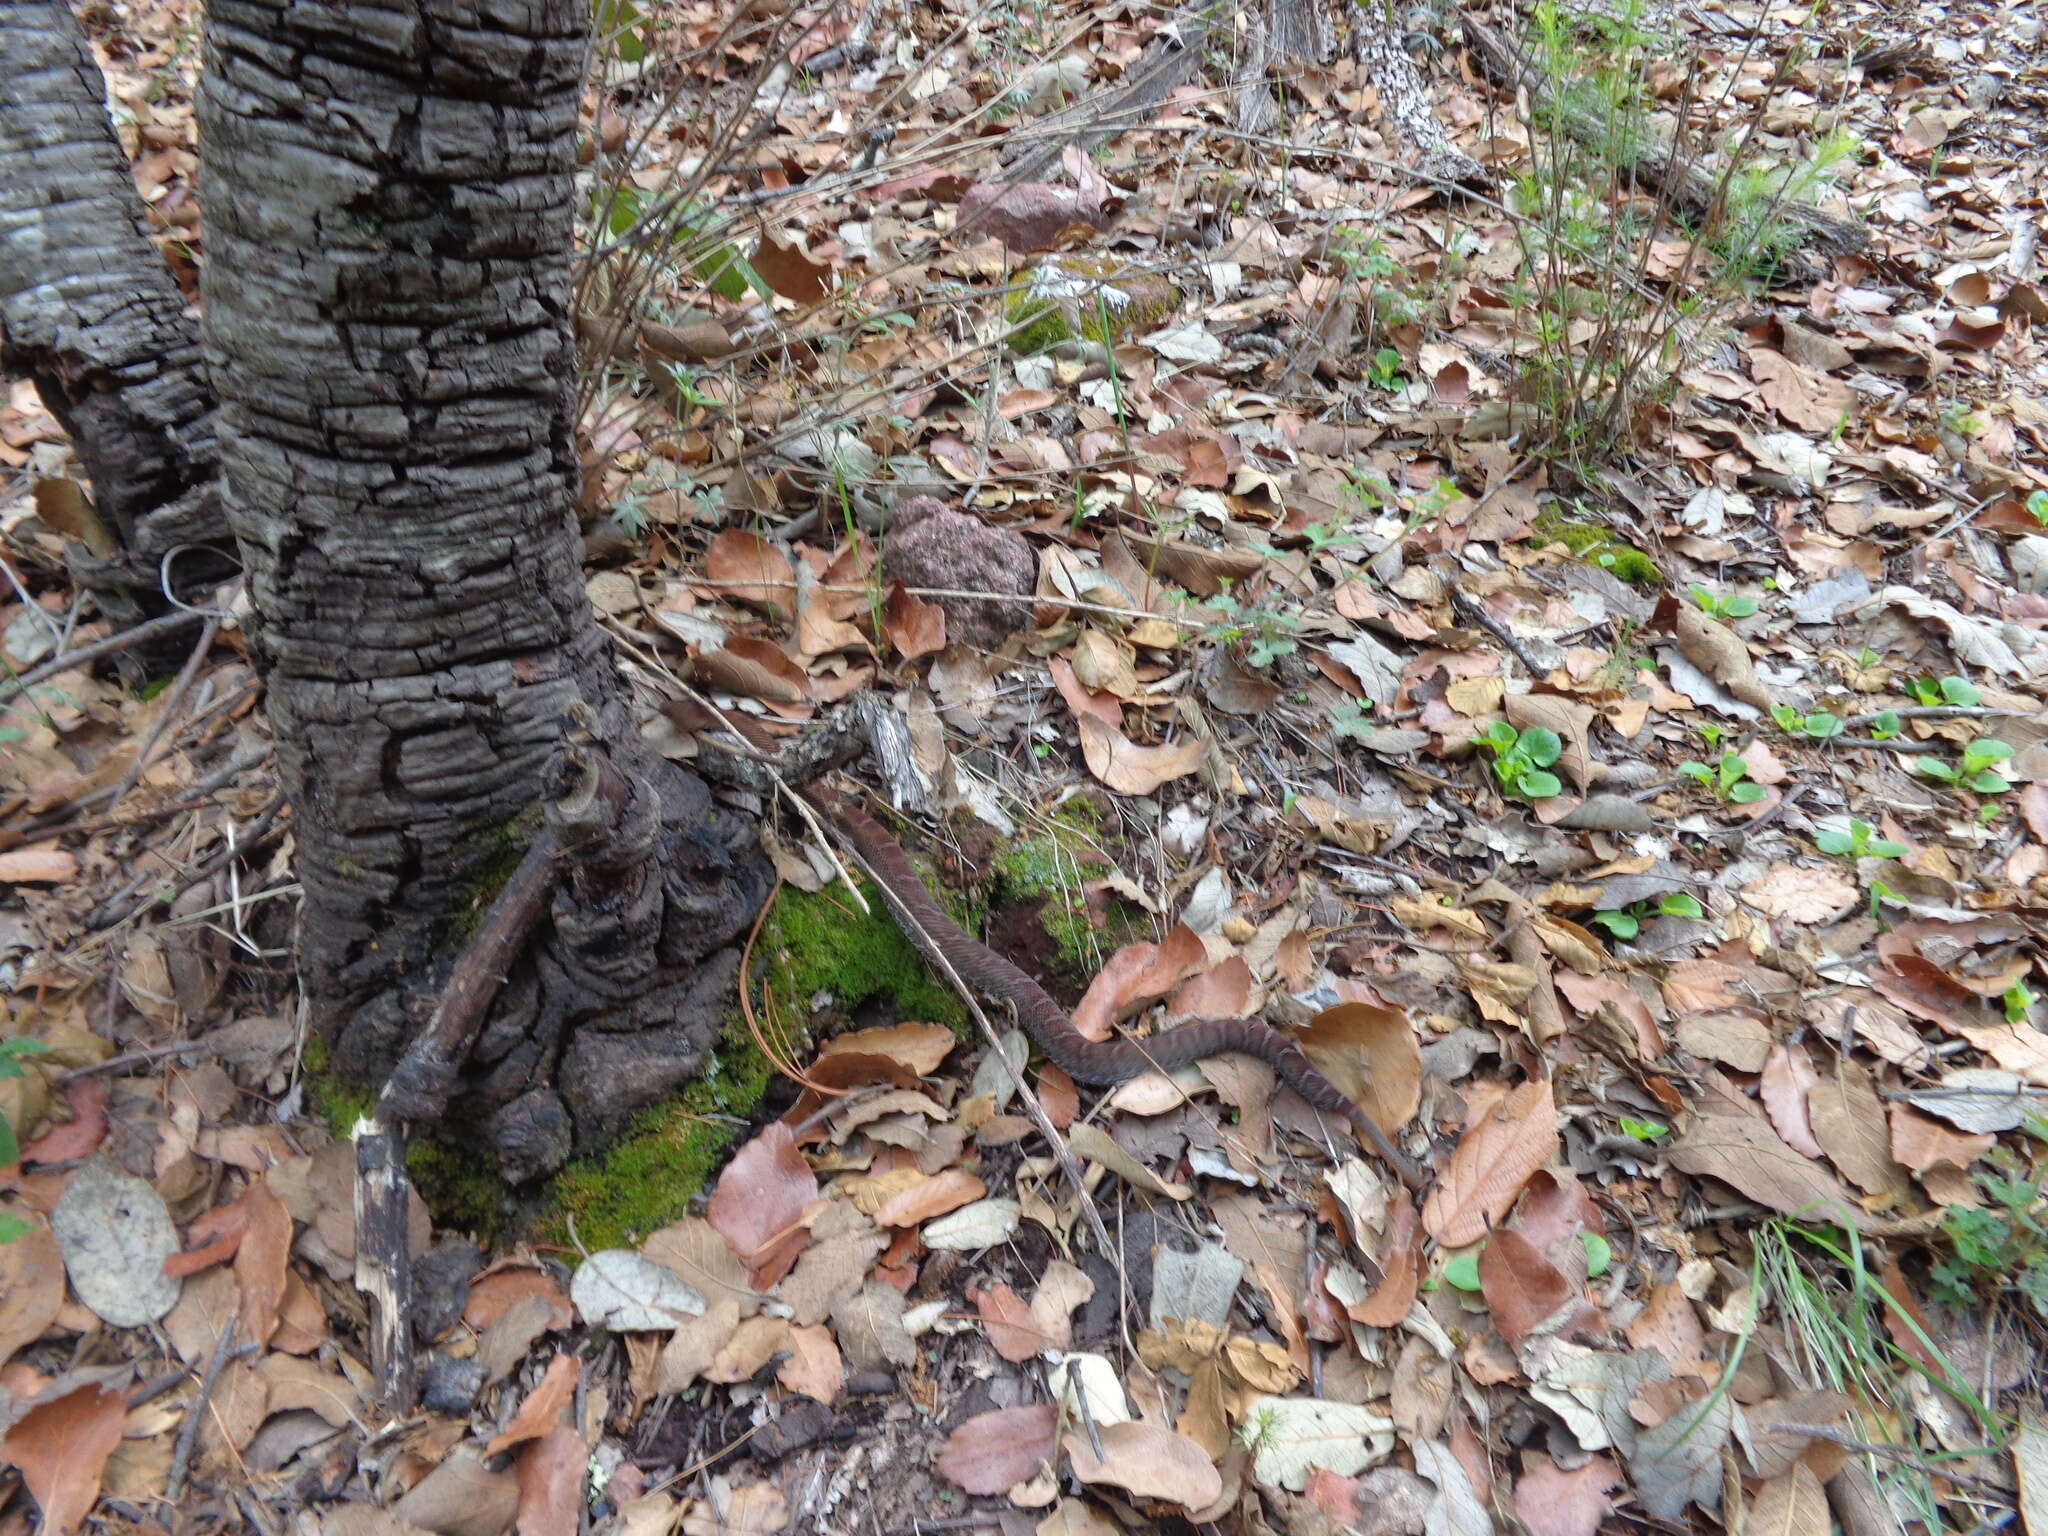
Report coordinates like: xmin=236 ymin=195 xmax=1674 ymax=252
xmin=883 ymin=496 xmax=1035 ymax=651
xmin=955 ymin=181 xmax=1110 ymax=253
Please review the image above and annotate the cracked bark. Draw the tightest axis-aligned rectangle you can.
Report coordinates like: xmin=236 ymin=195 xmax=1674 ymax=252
xmin=198 ymin=0 xmax=769 ymax=1181
xmin=0 ymin=0 xmax=233 ymax=614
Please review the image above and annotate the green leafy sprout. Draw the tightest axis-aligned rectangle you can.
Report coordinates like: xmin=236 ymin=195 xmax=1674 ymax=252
xmin=1913 ymin=737 xmax=2014 ymax=795
xmin=1473 ymin=722 xmax=1564 ymax=801
xmin=1814 ymin=819 xmax=1907 ymax=860
xmin=1590 ymin=892 xmax=1703 ymax=940
xmin=1906 ymin=674 xmax=1979 ymax=708
xmin=1690 ymin=584 xmax=1758 ymax=621
xmin=1678 ymin=751 xmax=1765 ymax=804
xmin=1770 ymin=703 xmax=1844 ymax=740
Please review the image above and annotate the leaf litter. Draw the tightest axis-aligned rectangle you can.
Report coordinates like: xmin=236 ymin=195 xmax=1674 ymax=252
xmin=1 ymin=0 xmax=2048 ymax=1530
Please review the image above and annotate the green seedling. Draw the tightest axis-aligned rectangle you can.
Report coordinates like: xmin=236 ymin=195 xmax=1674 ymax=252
xmin=1690 ymin=584 xmax=1758 ymax=621
xmin=1699 ymin=722 xmax=1724 ymax=752
xmin=1867 ymin=710 xmax=1902 ymax=740
xmin=1867 ymin=876 xmax=1901 ymax=926
xmin=1913 ymin=737 xmax=2014 ymax=794
xmin=2027 ymin=489 xmax=2048 ymax=526
xmin=1590 ymin=892 xmax=1704 ymax=939
xmin=1473 ymin=722 xmax=1564 ymax=800
xmin=0 ymin=1037 xmax=49 ymax=1242
xmin=1367 ymin=347 xmax=1407 ymax=391
xmin=1618 ymin=1116 xmax=1669 ymax=1141
xmin=1931 ymin=1157 xmax=2048 ymax=1321
xmin=2005 ymin=983 xmax=2036 ymax=1025
xmin=1905 ymin=674 xmax=1979 ymax=707
xmin=1770 ymin=703 xmax=1844 ymax=740
xmin=1442 ymin=1251 xmax=1483 ymax=1291
xmin=1814 ymin=819 xmax=1907 ymax=860
xmin=1856 ymin=646 xmax=1881 ymax=669
xmin=1583 ymin=1233 xmax=1613 ymax=1278
xmin=1678 ymin=751 xmax=1766 ymax=804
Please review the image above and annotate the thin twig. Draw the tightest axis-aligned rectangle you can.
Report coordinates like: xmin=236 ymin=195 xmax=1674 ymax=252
xmin=0 ymin=610 xmax=206 ymax=706
xmin=165 ymin=1319 xmax=243 ymax=1504
xmin=105 ymin=616 xmax=219 ymax=812
xmin=1450 ymin=589 xmax=1547 ymax=678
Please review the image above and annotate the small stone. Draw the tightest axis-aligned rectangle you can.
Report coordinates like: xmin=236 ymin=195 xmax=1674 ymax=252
xmin=883 ymin=497 xmax=1035 ymax=651
xmin=420 ymin=1353 xmax=490 ymax=1415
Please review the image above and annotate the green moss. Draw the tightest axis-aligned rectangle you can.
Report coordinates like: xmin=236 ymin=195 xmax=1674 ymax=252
xmin=540 ymin=871 xmax=973 ymax=1247
xmin=1004 ymin=257 xmax=1179 ymax=356
xmin=300 ymin=1035 xmax=506 ymax=1236
xmin=763 ymin=877 xmax=966 ymax=1029
xmin=543 ymin=1008 xmax=776 ymax=1249
xmin=1530 ymin=512 xmax=1661 ymax=585
xmin=447 ymin=804 xmax=547 ymax=949
xmin=990 ymin=799 xmax=1144 ymax=977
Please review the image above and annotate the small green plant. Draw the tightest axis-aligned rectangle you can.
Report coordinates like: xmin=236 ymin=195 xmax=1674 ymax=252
xmin=2027 ymin=489 xmax=2048 ymax=526
xmin=1590 ymin=891 xmax=1704 ymax=939
xmin=1866 ymin=710 xmax=1902 ymax=740
xmin=1199 ymin=592 xmax=1302 ymax=670
xmin=1931 ymin=1159 xmax=2048 ymax=1322
xmin=1329 ymin=698 xmax=1380 ymax=741
xmin=0 ymin=1037 xmax=49 ymax=1242
xmin=1866 ymin=876 xmax=1902 ymax=926
xmin=2004 ymin=983 xmax=2036 ymax=1025
xmin=1617 ymin=1116 xmax=1669 ymax=1141
xmin=1913 ymin=737 xmax=2014 ymax=794
xmin=1814 ymin=819 xmax=1907 ymax=860
xmin=1679 ymin=751 xmax=1765 ymax=804
xmin=1366 ymin=347 xmax=1407 ymax=391
xmin=1856 ymin=646 xmax=1881 ymax=669
xmin=1472 ymin=722 xmax=1564 ymax=801
xmin=1690 ymin=584 xmax=1759 ymax=621
xmin=1698 ymin=722 xmax=1724 ymax=752
xmin=1770 ymin=703 xmax=1844 ymax=739
xmin=1905 ymin=674 xmax=1979 ymax=707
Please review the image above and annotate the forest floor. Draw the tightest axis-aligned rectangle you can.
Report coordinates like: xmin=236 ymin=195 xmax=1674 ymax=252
xmin=3 ymin=0 xmax=2048 ymax=1533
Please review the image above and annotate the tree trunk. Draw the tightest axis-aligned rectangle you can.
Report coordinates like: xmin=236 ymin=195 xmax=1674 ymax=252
xmin=198 ymin=0 xmax=769 ymax=1181
xmin=0 ymin=0 xmax=231 ymax=614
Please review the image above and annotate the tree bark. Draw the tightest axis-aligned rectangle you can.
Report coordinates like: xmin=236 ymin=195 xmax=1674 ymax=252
xmin=0 ymin=0 xmax=232 ymax=614
xmin=198 ymin=0 xmax=769 ymax=1181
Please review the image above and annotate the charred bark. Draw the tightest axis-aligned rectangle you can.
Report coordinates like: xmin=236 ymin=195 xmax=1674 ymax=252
xmin=0 ymin=0 xmax=232 ymax=614
xmin=198 ymin=0 xmax=769 ymax=1181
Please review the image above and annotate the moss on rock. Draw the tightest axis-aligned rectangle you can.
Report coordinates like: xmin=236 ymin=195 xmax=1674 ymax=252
xmin=1530 ymin=511 xmax=1660 ymax=585
xmin=990 ymin=798 xmax=1145 ymax=979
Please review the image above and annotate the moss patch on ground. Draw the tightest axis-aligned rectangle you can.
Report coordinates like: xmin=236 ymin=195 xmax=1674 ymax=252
xmin=541 ymin=874 xmax=968 ymax=1248
xmin=1005 ymin=256 xmax=1179 ymax=355
xmin=990 ymin=798 xmax=1146 ymax=979
xmin=1531 ymin=511 xmax=1660 ymax=585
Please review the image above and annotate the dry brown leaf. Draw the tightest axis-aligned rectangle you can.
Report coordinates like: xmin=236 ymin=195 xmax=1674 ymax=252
xmin=1064 ymin=1422 xmax=1224 ymax=1510
xmin=1423 ymin=1080 xmax=1560 ymax=1246
xmin=487 ymin=1354 xmax=579 ymax=1456
xmin=705 ymin=1316 xmax=793 ymax=1385
xmin=1673 ymin=602 xmax=1771 ymax=710
xmin=706 ymin=1122 xmax=817 ymax=1287
xmin=1029 ymin=1261 xmax=1095 ymax=1352
xmin=514 ymin=1426 xmax=585 ymax=1536
xmin=1071 ymin=926 xmax=1207 ymax=1042
xmin=1750 ymin=350 xmax=1856 ymax=435
xmin=937 ymin=1405 xmax=1058 ymax=1495
xmin=1297 ymin=1001 xmax=1421 ymax=1137
xmin=1075 ymin=713 xmax=1207 ymax=795
xmin=1478 ymin=1229 xmax=1582 ymax=1350
xmin=656 ymin=1300 xmax=743 ymax=1394
xmin=1675 ymin=1009 xmax=1774 ymax=1073
xmin=234 ymin=1180 xmax=293 ymax=1348
xmin=1667 ymin=1077 xmax=1877 ymax=1229
xmin=1048 ymin=656 xmax=1124 ymax=728
xmin=775 ymin=1324 xmax=843 ymax=1404
xmin=0 ymin=1211 xmax=64 ymax=1367
xmin=872 ymin=1168 xmax=986 ymax=1228
xmin=1759 ymin=1045 xmax=1825 ymax=1158
xmin=394 ymin=1451 xmax=521 ymax=1536
xmin=640 ymin=1217 xmax=758 ymax=1320
xmin=1809 ymin=1061 xmax=1909 ymax=1200
xmin=1512 ymin=1454 xmax=1623 ymax=1536
xmin=1746 ymin=1464 xmax=1830 ymax=1536
xmin=817 ymin=1023 xmax=956 ymax=1076
xmin=1349 ymin=1193 xmax=1421 ymax=1328
xmin=1167 ymin=958 xmax=1254 ymax=1020
xmin=973 ymin=1282 xmax=1042 ymax=1362
xmin=682 ymin=1481 xmax=788 ymax=1536
xmin=2 ymin=1382 xmax=126 ymax=1536
xmin=1740 ymin=865 xmax=1857 ymax=923
xmin=882 ymin=583 xmax=946 ymax=660
xmin=0 ymin=845 xmax=79 ymax=884
xmin=703 ymin=529 xmax=796 ymax=612
xmin=691 ymin=635 xmax=809 ymax=707
xmin=1887 ymin=1103 xmax=1993 ymax=1173
xmin=1504 ymin=694 xmax=1598 ymax=791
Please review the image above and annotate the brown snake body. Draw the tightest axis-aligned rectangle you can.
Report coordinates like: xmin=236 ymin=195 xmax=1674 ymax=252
xmin=805 ymin=787 xmax=1426 ymax=1191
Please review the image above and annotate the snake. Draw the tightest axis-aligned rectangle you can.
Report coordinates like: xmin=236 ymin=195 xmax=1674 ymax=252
xmin=802 ymin=786 xmax=1426 ymax=1192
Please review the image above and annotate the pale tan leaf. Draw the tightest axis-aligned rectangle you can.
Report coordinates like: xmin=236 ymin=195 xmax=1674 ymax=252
xmin=1064 ymin=1422 xmax=1223 ymax=1510
xmin=1746 ymin=1464 xmax=1829 ymax=1536
xmin=1075 ymin=713 xmax=1207 ymax=795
